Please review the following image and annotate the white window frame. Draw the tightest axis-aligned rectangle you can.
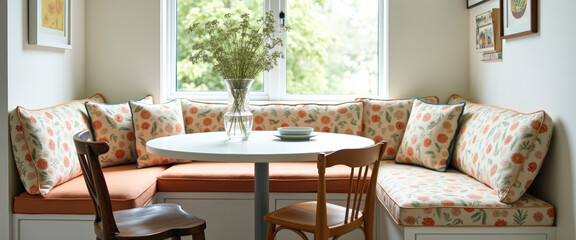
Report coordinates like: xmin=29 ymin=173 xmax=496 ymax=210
xmin=161 ymin=0 xmax=387 ymax=102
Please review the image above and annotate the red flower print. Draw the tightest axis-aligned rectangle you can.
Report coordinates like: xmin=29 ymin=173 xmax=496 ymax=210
xmin=441 ymin=200 xmax=454 ymax=206
xmin=321 ymin=116 xmax=331 ymax=124
xmin=115 ymin=149 xmax=125 ymax=159
xmin=437 ymin=134 xmax=449 ymax=143
xmin=29 ymin=185 xmax=39 ymax=193
xmin=422 ymin=217 xmax=435 ymax=226
xmin=535 ymin=151 xmax=543 ymax=159
xmin=525 ymin=180 xmax=533 ymax=190
xmin=63 ymin=143 xmax=69 ymax=152
xmin=140 ymin=110 xmax=151 ymax=119
xmin=175 ymin=123 xmax=183 ymax=133
xmin=451 ymin=208 xmax=461 ymax=216
xmin=492 ymin=115 xmax=500 ymax=122
xmin=203 ymin=118 xmax=213 ymax=126
xmin=417 ymin=196 xmax=430 ymax=202
xmin=281 ymin=123 xmax=289 ymax=127
xmin=423 ymin=138 xmax=432 ymax=147
xmin=533 ymin=212 xmax=544 ymax=222
xmin=121 ymin=106 xmax=130 ymax=114
xmin=337 ymin=107 xmax=347 ymax=114
xmin=530 ymin=120 xmax=541 ymax=130
xmin=528 ymin=162 xmax=538 ymax=173
xmin=344 ymin=128 xmax=354 ymax=135
xmin=63 ymin=156 xmax=70 ymax=168
xmin=547 ymin=208 xmax=554 ymax=218
xmin=29 ymin=116 xmax=37 ymax=124
xmin=48 ymin=140 xmax=56 ymax=151
xmin=490 ymin=164 xmax=498 ymax=176
xmin=394 ymin=110 xmax=405 ymax=120
xmin=165 ymin=124 xmax=174 ymax=133
xmin=404 ymin=157 xmax=412 ymax=163
xmin=203 ymin=128 xmax=211 ymax=132
xmin=472 ymin=135 xmax=477 ymax=144
xmin=93 ymin=120 xmax=103 ymax=130
xmin=473 ymin=153 xmax=479 ymax=164
xmin=371 ymin=115 xmax=380 ymax=123
xmin=486 ymin=144 xmax=492 ymax=154
xmin=114 ymin=114 xmax=123 ymax=122
xmin=539 ymin=123 xmax=548 ymax=133
xmin=37 ymin=158 xmax=49 ymax=170
xmin=510 ymin=122 xmax=519 ymax=131
xmin=422 ymin=112 xmax=432 ymax=122
xmin=404 ymin=216 xmax=416 ymax=225
xmin=395 ymin=122 xmax=405 ymax=130
xmin=385 ymin=147 xmax=395 ymax=156
xmin=442 ymin=121 xmax=452 ymax=129
xmin=371 ymin=104 xmax=381 ymax=112
xmin=255 ymin=126 xmax=263 ymax=130
xmin=15 ymin=124 xmax=23 ymax=132
xmin=66 ymin=121 xmax=72 ymax=131
xmin=460 ymin=141 xmax=467 ymax=151
xmin=483 ymin=125 xmax=489 ymax=134
xmin=25 ymin=153 xmax=33 ymax=162
xmin=297 ymin=110 xmax=307 ymax=118
xmin=126 ymin=132 xmax=135 ymax=141
xmin=511 ymin=153 xmax=525 ymax=164
xmin=185 ymin=116 xmax=194 ymax=125
xmin=407 ymin=147 xmax=414 ymax=156
xmin=141 ymin=122 xmax=151 ymax=130
xmin=45 ymin=112 xmax=54 ymax=119
xmin=494 ymin=219 xmax=507 ymax=226
xmin=189 ymin=107 xmax=199 ymax=114
xmin=414 ymin=101 xmax=422 ymax=108
xmin=411 ymin=135 xmax=418 ymax=144
xmin=47 ymin=127 xmax=54 ymax=136
xmin=98 ymin=137 xmax=109 ymax=142
xmin=254 ymin=115 xmax=264 ymax=124
xmin=322 ymin=127 xmax=331 ymax=132
xmin=463 ymin=208 xmax=475 ymax=213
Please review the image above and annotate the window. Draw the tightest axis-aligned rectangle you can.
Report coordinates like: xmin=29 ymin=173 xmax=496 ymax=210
xmin=163 ymin=0 xmax=385 ymax=101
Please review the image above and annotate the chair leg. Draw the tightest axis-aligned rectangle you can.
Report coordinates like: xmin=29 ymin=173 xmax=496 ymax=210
xmin=192 ymin=230 xmax=206 ymax=240
xmin=266 ymin=223 xmax=276 ymax=240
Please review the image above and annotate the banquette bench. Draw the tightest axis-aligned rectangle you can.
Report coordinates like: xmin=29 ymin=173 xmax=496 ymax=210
xmin=10 ymin=93 xmax=556 ymax=240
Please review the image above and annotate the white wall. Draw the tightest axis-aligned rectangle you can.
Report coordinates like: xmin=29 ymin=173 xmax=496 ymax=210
xmin=468 ymin=1 xmax=576 ymax=239
xmin=86 ymin=0 xmax=161 ymax=104
xmin=388 ymin=0 xmax=469 ymax=100
xmin=1 ymin=0 xmax=87 ymax=239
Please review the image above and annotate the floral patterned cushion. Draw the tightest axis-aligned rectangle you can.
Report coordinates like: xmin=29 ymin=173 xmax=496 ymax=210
xmin=395 ymin=99 xmax=465 ymax=171
xmin=85 ymin=96 xmax=153 ymax=167
xmin=357 ymin=96 xmax=439 ymax=160
xmin=251 ymin=101 xmax=363 ymax=134
xmin=180 ymin=98 xmax=227 ymax=133
xmin=10 ymin=94 xmax=106 ymax=195
xmin=448 ymin=94 xmax=553 ymax=203
xmin=376 ymin=161 xmax=554 ymax=227
xmin=130 ymin=100 xmax=189 ymax=168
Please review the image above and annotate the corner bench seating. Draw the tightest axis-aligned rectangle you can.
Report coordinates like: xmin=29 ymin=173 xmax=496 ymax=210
xmin=10 ymin=94 xmax=556 ymax=240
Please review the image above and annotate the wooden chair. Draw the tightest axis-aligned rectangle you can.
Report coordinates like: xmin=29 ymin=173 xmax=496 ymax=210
xmin=73 ymin=130 xmax=207 ymax=240
xmin=263 ymin=142 xmax=386 ymax=240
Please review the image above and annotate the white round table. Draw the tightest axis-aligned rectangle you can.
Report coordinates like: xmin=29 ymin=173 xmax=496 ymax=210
xmin=146 ymin=131 xmax=374 ymax=240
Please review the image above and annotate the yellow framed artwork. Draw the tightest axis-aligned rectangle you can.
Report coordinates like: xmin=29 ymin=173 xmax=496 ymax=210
xmin=28 ymin=0 xmax=71 ymax=49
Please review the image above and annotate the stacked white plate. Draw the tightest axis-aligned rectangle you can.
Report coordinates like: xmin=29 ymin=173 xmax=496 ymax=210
xmin=275 ymin=127 xmax=317 ymax=141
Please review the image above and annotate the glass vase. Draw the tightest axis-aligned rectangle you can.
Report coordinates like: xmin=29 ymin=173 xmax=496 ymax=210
xmin=224 ymin=78 xmax=254 ymax=141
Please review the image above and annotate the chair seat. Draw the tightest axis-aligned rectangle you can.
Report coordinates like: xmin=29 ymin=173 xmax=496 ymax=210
xmin=111 ymin=203 xmax=206 ymax=238
xmin=264 ymin=201 xmax=364 ymax=233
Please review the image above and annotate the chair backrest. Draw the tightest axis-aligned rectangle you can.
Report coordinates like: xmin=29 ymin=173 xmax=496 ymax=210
xmin=73 ymin=130 xmax=119 ymax=238
xmin=316 ymin=142 xmax=385 ymax=236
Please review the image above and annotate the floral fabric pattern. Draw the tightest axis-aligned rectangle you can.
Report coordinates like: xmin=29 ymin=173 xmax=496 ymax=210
xmin=395 ymin=99 xmax=465 ymax=171
xmin=10 ymin=94 xmax=105 ymax=195
xmin=180 ymin=99 xmax=227 ymax=133
xmin=130 ymin=100 xmax=189 ymax=168
xmin=376 ymin=161 xmax=554 ymax=227
xmin=358 ymin=96 xmax=439 ymax=160
xmin=85 ymin=96 xmax=153 ymax=167
xmin=251 ymin=102 xmax=363 ymax=135
xmin=448 ymin=94 xmax=553 ymax=203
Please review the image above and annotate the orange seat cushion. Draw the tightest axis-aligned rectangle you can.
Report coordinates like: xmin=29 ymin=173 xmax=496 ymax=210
xmin=157 ymin=162 xmax=360 ymax=193
xmin=14 ymin=164 xmax=167 ymax=214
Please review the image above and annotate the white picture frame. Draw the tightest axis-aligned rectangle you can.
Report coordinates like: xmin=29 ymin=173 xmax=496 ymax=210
xmin=28 ymin=0 xmax=72 ymax=49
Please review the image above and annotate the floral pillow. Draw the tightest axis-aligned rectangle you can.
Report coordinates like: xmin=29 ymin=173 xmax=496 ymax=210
xmin=395 ymin=98 xmax=465 ymax=171
xmin=180 ymin=98 xmax=227 ymax=133
xmin=357 ymin=96 xmax=439 ymax=160
xmin=85 ymin=95 xmax=153 ymax=167
xmin=10 ymin=93 xmax=106 ymax=195
xmin=130 ymin=99 xmax=189 ymax=168
xmin=448 ymin=94 xmax=554 ymax=203
xmin=250 ymin=101 xmax=363 ymax=134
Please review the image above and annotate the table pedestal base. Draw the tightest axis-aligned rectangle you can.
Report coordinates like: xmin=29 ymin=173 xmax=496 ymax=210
xmin=255 ymin=163 xmax=269 ymax=240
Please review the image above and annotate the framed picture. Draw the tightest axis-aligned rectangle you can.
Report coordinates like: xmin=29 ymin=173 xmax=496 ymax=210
xmin=28 ymin=0 xmax=71 ymax=49
xmin=467 ymin=0 xmax=489 ymax=9
xmin=475 ymin=9 xmax=501 ymax=52
xmin=500 ymin=0 xmax=538 ymax=39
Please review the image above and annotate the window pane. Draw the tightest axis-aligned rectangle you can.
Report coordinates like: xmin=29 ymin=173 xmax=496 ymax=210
xmin=286 ymin=0 xmax=379 ymax=95
xmin=176 ymin=0 xmax=264 ymax=92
